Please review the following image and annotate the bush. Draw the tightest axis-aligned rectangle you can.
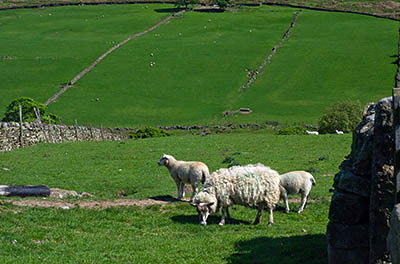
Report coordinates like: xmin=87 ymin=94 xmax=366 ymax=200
xmin=175 ymin=0 xmax=199 ymax=9
xmin=1 ymin=97 xmax=60 ymax=124
xmin=318 ymin=101 xmax=362 ymax=134
xmin=130 ymin=127 xmax=171 ymax=139
xmin=211 ymin=0 xmax=230 ymax=9
xmin=277 ymin=126 xmax=305 ymax=135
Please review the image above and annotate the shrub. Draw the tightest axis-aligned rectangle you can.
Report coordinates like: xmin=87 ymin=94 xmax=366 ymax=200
xmin=175 ymin=0 xmax=199 ymax=9
xmin=277 ymin=126 xmax=305 ymax=135
xmin=318 ymin=101 xmax=362 ymax=134
xmin=130 ymin=127 xmax=171 ymax=139
xmin=211 ymin=0 xmax=230 ymax=9
xmin=1 ymin=97 xmax=60 ymax=124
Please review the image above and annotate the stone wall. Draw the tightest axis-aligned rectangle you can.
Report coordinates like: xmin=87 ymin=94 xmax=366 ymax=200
xmin=0 ymin=122 xmax=130 ymax=152
xmin=327 ymin=98 xmax=396 ymax=263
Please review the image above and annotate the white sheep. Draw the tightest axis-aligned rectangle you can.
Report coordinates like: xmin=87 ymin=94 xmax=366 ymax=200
xmin=158 ymin=154 xmax=209 ymax=202
xmin=192 ymin=164 xmax=281 ymax=226
xmin=335 ymin=130 xmax=344 ymax=134
xmin=279 ymin=171 xmax=316 ymax=214
xmin=305 ymin=130 xmax=319 ymax=135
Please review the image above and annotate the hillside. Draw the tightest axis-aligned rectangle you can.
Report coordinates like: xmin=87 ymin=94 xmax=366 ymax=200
xmin=0 ymin=4 xmax=398 ymax=127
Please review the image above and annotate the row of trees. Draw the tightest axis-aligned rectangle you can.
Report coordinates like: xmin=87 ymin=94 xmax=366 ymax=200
xmin=175 ymin=0 xmax=231 ymax=9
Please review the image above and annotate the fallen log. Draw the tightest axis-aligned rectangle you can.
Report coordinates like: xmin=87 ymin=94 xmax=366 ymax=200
xmin=0 ymin=185 xmax=50 ymax=197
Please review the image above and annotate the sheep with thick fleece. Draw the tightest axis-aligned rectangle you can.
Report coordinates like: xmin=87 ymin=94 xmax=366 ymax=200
xmin=279 ymin=171 xmax=316 ymax=214
xmin=158 ymin=154 xmax=209 ymax=202
xmin=192 ymin=164 xmax=281 ymax=226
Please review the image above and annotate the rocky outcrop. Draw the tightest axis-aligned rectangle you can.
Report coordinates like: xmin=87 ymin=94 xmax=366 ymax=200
xmin=327 ymin=98 xmax=396 ymax=263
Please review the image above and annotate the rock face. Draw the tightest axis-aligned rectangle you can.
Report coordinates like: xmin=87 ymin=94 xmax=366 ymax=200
xmin=327 ymin=98 xmax=396 ymax=263
xmin=388 ymin=204 xmax=400 ymax=264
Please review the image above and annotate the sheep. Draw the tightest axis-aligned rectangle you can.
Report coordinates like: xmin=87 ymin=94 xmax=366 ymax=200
xmin=335 ymin=130 xmax=344 ymax=135
xmin=158 ymin=154 xmax=209 ymax=202
xmin=305 ymin=130 xmax=319 ymax=135
xmin=191 ymin=163 xmax=281 ymax=226
xmin=279 ymin=171 xmax=316 ymax=214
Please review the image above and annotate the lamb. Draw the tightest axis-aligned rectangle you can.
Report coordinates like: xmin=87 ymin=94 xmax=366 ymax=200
xmin=279 ymin=171 xmax=316 ymax=214
xmin=158 ymin=154 xmax=209 ymax=202
xmin=191 ymin=164 xmax=281 ymax=226
xmin=305 ymin=130 xmax=319 ymax=135
xmin=335 ymin=130 xmax=344 ymax=134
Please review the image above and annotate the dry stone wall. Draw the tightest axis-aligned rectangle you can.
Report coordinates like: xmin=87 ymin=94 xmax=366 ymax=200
xmin=0 ymin=122 xmax=130 ymax=152
xmin=327 ymin=97 xmax=396 ymax=263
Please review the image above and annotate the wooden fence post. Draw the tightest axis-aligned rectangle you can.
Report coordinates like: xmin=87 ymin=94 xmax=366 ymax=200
xmin=75 ymin=119 xmax=79 ymax=141
xmin=18 ymin=104 xmax=23 ymax=147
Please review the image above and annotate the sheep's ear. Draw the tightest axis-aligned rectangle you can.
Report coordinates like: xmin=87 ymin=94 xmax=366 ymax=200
xmin=207 ymin=202 xmax=214 ymax=207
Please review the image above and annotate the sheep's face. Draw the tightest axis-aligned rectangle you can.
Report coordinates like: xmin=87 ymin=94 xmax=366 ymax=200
xmin=158 ymin=155 xmax=169 ymax=166
xmin=193 ymin=202 xmax=214 ymax=226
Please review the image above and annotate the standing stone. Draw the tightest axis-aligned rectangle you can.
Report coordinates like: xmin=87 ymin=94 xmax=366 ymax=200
xmin=370 ymin=97 xmax=395 ymax=264
xmin=387 ymin=204 xmax=400 ymax=264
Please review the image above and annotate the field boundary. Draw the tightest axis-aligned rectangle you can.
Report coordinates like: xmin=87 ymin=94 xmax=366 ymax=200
xmin=44 ymin=9 xmax=186 ymax=106
xmin=0 ymin=1 xmax=398 ymax=21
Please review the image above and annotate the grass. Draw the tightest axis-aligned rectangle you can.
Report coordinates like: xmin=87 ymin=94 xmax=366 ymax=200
xmin=0 ymin=133 xmax=351 ymax=263
xmin=0 ymin=4 xmax=172 ymax=117
xmin=1 ymin=5 xmax=398 ymax=128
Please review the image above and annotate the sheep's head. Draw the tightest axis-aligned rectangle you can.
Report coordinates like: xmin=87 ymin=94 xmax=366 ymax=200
xmin=191 ymin=192 xmax=217 ymax=225
xmin=158 ymin=154 xmax=172 ymax=166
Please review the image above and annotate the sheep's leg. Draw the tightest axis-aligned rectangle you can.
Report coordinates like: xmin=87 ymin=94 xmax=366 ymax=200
xmin=219 ymin=207 xmax=227 ymax=226
xmin=190 ymin=183 xmax=198 ymax=202
xmin=180 ymin=182 xmax=185 ymax=199
xmin=267 ymin=207 xmax=274 ymax=226
xmin=175 ymin=181 xmax=182 ymax=200
xmin=281 ymin=189 xmax=290 ymax=213
xmin=226 ymin=207 xmax=231 ymax=224
xmin=253 ymin=206 xmax=263 ymax=225
xmin=297 ymin=193 xmax=308 ymax=214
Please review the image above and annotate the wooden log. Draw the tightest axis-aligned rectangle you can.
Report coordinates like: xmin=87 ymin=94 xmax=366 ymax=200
xmin=0 ymin=185 xmax=50 ymax=197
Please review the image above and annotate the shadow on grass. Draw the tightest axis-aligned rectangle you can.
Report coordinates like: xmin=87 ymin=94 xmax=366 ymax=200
xmin=171 ymin=214 xmax=251 ymax=225
xmin=154 ymin=8 xmax=184 ymax=13
xmin=150 ymin=195 xmax=183 ymax=203
xmin=226 ymin=234 xmax=327 ymax=264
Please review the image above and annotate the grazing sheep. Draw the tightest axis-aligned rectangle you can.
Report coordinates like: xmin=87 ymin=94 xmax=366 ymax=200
xmin=158 ymin=154 xmax=209 ymax=202
xmin=305 ymin=130 xmax=319 ymax=135
xmin=279 ymin=171 xmax=316 ymax=214
xmin=192 ymin=164 xmax=281 ymax=226
xmin=335 ymin=130 xmax=344 ymax=135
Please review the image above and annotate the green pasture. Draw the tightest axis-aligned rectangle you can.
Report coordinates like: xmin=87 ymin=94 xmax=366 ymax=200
xmin=1 ymin=4 xmax=398 ymax=127
xmin=0 ymin=133 xmax=351 ymax=263
xmin=0 ymin=4 xmax=171 ymax=116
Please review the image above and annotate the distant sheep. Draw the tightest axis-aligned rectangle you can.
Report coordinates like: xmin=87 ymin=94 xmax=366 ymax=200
xmin=335 ymin=130 xmax=344 ymax=135
xmin=192 ymin=164 xmax=280 ymax=226
xmin=279 ymin=171 xmax=316 ymax=213
xmin=158 ymin=154 xmax=209 ymax=202
xmin=305 ymin=130 xmax=319 ymax=135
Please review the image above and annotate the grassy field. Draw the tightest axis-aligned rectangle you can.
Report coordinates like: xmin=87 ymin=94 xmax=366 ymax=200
xmin=0 ymin=133 xmax=352 ymax=263
xmin=1 ymin=4 xmax=398 ymax=127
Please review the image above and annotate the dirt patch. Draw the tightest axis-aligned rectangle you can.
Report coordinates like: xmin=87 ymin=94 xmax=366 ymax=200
xmin=8 ymin=198 xmax=171 ymax=210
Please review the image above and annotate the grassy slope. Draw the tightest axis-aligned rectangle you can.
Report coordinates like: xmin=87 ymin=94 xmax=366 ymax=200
xmin=0 ymin=133 xmax=351 ymax=263
xmin=48 ymin=5 xmax=398 ymax=127
xmin=234 ymin=9 xmax=398 ymax=124
xmin=48 ymin=6 xmax=296 ymax=127
xmin=0 ymin=4 xmax=171 ymax=116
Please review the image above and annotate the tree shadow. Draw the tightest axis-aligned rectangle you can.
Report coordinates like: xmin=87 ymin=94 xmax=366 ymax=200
xmin=193 ymin=8 xmax=225 ymax=13
xmin=171 ymin=214 xmax=251 ymax=225
xmin=226 ymin=234 xmax=327 ymax=264
xmin=154 ymin=7 xmax=185 ymax=13
xmin=391 ymin=54 xmax=399 ymax=65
